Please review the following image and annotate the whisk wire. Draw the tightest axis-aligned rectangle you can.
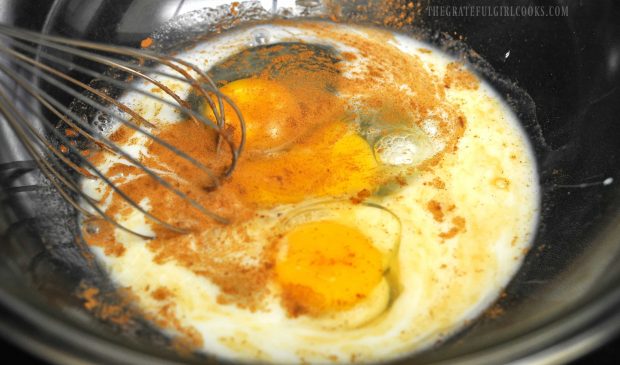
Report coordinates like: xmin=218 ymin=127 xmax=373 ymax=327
xmin=0 ymin=85 xmax=157 ymax=239
xmin=0 ymin=24 xmax=242 ymax=155
xmin=16 ymin=27 xmax=247 ymax=171
xmin=0 ymin=25 xmax=247 ymax=236
xmin=1 ymin=45 xmax=233 ymax=228
xmin=0 ymin=24 xmax=246 ymax=169
xmin=5 ymin=44 xmax=218 ymax=180
xmin=0 ymin=66 xmax=189 ymax=237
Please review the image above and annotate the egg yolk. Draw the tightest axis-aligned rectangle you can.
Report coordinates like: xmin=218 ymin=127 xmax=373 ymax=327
xmin=230 ymin=121 xmax=379 ymax=206
xmin=275 ymin=221 xmax=384 ymax=316
xmin=204 ymin=78 xmax=303 ymax=151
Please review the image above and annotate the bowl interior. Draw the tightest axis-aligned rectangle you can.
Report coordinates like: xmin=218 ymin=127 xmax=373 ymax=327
xmin=0 ymin=1 xmax=619 ymax=364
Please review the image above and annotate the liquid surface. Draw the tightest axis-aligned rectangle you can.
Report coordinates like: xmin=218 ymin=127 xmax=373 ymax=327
xmin=81 ymin=21 xmax=539 ymax=364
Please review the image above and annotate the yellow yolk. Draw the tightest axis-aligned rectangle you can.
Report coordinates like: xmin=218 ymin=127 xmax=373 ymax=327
xmin=275 ymin=221 xmax=384 ymax=316
xmin=230 ymin=121 xmax=379 ymax=207
xmin=205 ymin=78 xmax=303 ymax=151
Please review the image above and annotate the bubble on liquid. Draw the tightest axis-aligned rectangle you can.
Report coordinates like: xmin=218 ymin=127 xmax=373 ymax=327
xmin=250 ymin=29 xmax=270 ymax=46
xmin=85 ymin=221 xmax=100 ymax=235
xmin=91 ymin=111 xmax=118 ymax=136
xmin=374 ymin=129 xmax=435 ymax=167
xmin=421 ymin=118 xmax=439 ymax=137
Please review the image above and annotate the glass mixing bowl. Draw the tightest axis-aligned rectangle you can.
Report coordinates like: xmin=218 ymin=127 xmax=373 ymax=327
xmin=0 ymin=0 xmax=619 ymax=364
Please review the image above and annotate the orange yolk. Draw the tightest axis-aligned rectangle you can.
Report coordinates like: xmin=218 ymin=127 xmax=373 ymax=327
xmin=205 ymin=78 xmax=303 ymax=151
xmin=275 ymin=221 xmax=384 ymax=315
xmin=230 ymin=121 xmax=379 ymax=206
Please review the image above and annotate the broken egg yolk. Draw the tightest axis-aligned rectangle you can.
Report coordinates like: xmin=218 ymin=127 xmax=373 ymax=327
xmin=205 ymin=78 xmax=303 ymax=151
xmin=229 ymin=121 xmax=379 ymax=206
xmin=275 ymin=221 xmax=384 ymax=315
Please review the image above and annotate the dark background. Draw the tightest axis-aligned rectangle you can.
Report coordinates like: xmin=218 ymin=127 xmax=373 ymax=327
xmin=0 ymin=335 xmax=618 ymax=364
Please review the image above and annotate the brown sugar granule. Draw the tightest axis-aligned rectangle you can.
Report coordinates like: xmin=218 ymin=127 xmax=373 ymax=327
xmin=439 ymin=216 xmax=466 ymax=239
xmin=98 ymin=302 xmax=129 ymax=325
xmin=108 ymin=125 xmax=132 ymax=144
xmin=432 ymin=177 xmax=446 ymax=189
xmin=486 ymin=305 xmax=504 ymax=319
xmin=104 ymin=243 xmax=126 ymax=257
xmin=65 ymin=128 xmax=78 ymax=137
xmin=444 ymin=62 xmax=479 ymax=90
xmin=279 ymin=283 xmax=324 ymax=317
xmin=395 ymin=175 xmax=407 ymax=187
xmin=427 ymin=200 xmax=444 ymax=222
xmin=342 ymin=52 xmax=357 ymax=61
xmin=350 ymin=188 xmax=371 ymax=204
xmin=152 ymin=287 xmax=173 ymax=301
xmin=76 ymin=283 xmax=134 ymax=326
xmin=81 ymin=287 xmax=100 ymax=310
xmin=230 ymin=1 xmax=240 ymax=15
xmin=140 ymin=37 xmax=153 ymax=48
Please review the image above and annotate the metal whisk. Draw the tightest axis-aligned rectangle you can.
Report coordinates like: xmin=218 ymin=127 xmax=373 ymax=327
xmin=0 ymin=25 xmax=246 ymax=238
